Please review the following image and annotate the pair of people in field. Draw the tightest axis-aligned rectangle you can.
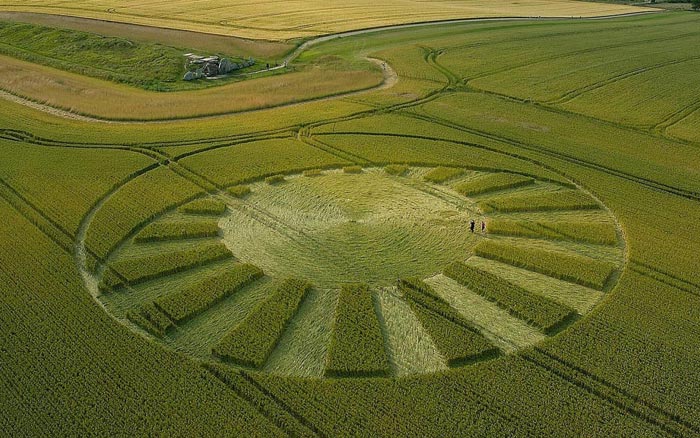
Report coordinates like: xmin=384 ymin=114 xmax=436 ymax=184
xmin=470 ymin=219 xmax=485 ymax=233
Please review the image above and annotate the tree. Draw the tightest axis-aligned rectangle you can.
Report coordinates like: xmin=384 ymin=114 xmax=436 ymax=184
xmin=693 ymin=0 xmax=700 ymax=11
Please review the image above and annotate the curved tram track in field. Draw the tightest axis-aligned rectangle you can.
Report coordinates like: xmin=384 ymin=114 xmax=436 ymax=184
xmin=0 ymin=56 xmax=396 ymax=124
xmin=73 ymin=144 xmax=627 ymax=379
xmin=0 ymin=12 xmax=659 ymax=123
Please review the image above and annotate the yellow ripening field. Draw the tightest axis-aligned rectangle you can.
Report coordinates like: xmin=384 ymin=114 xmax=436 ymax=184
xmin=0 ymin=55 xmax=382 ymax=120
xmin=0 ymin=0 xmax=651 ymax=40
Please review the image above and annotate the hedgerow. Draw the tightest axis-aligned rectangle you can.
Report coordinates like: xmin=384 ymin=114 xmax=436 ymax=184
xmin=474 ymin=240 xmax=617 ymax=290
xmin=213 ymin=279 xmax=312 ymax=368
xmin=325 ymin=284 xmax=390 ymax=377
xmin=399 ymin=278 xmax=500 ymax=365
xmin=155 ymin=263 xmax=263 ymax=322
xmin=454 ymin=173 xmax=534 ymax=196
xmin=443 ymin=262 xmax=578 ymax=334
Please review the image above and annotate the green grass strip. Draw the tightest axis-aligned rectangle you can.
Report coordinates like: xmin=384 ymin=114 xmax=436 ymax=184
xmin=454 ymin=173 xmax=534 ymax=196
xmin=155 ymin=263 xmax=263 ymax=322
xmin=134 ymin=220 xmax=220 ymax=243
xmin=399 ymin=278 xmax=500 ymax=366
xmin=178 ymin=198 xmax=227 ymax=215
xmin=423 ymin=167 xmax=464 ymax=183
xmin=474 ymin=240 xmax=616 ymax=290
xmin=325 ymin=284 xmax=390 ymax=378
xmin=444 ymin=262 xmax=577 ymax=334
xmin=100 ymin=242 xmax=232 ymax=290
xmin=487 ymin=219 xmax=618 ymax=245
xmin=479 ymin=190 xmax=599 ymax=213
xmin=213 ymin=278 xmax=312 ymax=368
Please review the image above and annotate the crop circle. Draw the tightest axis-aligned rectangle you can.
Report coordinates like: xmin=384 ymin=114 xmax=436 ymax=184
xmin=221 ymin=168 xmax=483 ymax=288
xmin=86 ymin=164 xmax=625 ymax=378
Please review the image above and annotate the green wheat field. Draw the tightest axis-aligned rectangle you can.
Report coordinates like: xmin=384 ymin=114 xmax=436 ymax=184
xmin=0 ymin=1 xmax=699 ymax=436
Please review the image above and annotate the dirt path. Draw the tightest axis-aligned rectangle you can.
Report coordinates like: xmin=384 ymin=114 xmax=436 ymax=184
xmin=0 ymin=90 xmax=108 ymax=123
xmin=0 ymin=12 xmax=659 ymax=124
xmin=0 ymin=57 xmax=398 ymax=124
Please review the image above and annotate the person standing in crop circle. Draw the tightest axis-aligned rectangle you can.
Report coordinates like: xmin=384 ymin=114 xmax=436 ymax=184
xmin=481 ymin=220 xmax=486 ymax=233
xmin=470 ymin=219 xmax=475 ymax=233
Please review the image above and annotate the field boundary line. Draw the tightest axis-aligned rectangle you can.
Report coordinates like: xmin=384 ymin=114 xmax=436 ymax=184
xmin=0 ymin=57 xmax=394 ymax=123
xmin=0 ymin=126 xmax=316 ymax=162
xmin=0 ymin=128 xmax=161 ymax=158
xmin=314 ymin=129 xmax=582 ymax=184
xmin=0 ymin=12 xmax=664 ymax=123
xmin=240 ymin=372 xmax=324 ymax=437
xmin=0 ymin=90 xmax=105 ymax=122
xmin=420 ymin=47 xmax=458 ymax=86
xmin=143 ymin=128 xmax=293 ymax=149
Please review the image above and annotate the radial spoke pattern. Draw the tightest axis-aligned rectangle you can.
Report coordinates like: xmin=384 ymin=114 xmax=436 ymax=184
xmin=92 ymin=165 xmax=624 ymax=378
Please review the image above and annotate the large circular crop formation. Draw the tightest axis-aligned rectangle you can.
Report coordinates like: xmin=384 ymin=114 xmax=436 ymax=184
xmin=83 ymin=164 xmax=625 ymax=378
